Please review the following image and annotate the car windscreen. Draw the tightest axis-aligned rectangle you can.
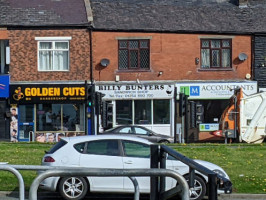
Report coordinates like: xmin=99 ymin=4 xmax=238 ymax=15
xmin=46 ymin=140 xmax=67 ymax=154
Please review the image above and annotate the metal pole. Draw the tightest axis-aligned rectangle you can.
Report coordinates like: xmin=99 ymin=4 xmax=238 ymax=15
xmin=159 ymin=151 xmax=166 ymax=193
xmin=208 ymin=173 xmax=218 ymax=200
xmin=129 ymin=177 xmax=140 ymax=200
xmin=0 ymin=165 xmax=25 ymax=200
xmin=181 ymin=115 xmax=185 ymax=143
xmin=29 ymin=168 xmax=189 ymax=200
xmin=174 ymin=87 xmax=177 ymax=143
xmin=150 ymin=145 xmax=159 ymax=200
xmin=188 ymin=167 xmax=195 ymax=189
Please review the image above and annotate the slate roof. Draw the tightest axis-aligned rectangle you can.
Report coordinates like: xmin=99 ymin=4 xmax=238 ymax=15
xmin=90 ymin=0 xmax=266 ymax=34
xmin=0 ymin=0 xmax=90 ymax=26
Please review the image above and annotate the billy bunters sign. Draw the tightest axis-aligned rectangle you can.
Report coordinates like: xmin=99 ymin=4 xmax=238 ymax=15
xmin=96 ymin=84 xmax=174 ymax=100
xmin=10 ymin=84 xmax=86 ymax=104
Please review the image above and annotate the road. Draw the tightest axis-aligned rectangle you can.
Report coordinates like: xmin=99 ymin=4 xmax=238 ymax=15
xmin=1 ymin=191 xmax=265 ymax=200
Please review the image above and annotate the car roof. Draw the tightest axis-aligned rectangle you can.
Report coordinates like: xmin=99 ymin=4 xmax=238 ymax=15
xmin=61 ymin=134 xmax=153 ymax=145
xmin=106 ymin=125 xmax=155 ymax=132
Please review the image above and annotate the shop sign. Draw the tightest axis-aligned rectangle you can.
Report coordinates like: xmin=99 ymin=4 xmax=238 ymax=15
xmin=96 ymin=84 xmax=174 ymax=99
xmin=199 ymin=123 xmax=219 ymax=132
xmin=0 ymin=75 xmax=10 ymax=98
xmin=176 ymin=81 xmax=257 ymax=99
xmin=10 ymin=84 xmax=86 ymax=104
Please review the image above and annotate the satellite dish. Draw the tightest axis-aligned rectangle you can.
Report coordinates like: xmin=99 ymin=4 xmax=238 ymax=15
xmin=100 ymin=58 xmax=110 ymax=67
xmin=238 ymin=53 xmax=248 ymax=61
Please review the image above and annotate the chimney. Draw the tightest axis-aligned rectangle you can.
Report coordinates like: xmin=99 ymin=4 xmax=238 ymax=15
xmin=238 ymin=0 xmax=248 ymax=8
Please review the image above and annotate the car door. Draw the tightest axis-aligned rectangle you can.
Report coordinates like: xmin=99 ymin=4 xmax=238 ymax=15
xmin=79 ymin=139 xmax=124 ymax=192
xmin=122 ymin=140 xmax=151 ymax=192
xmin=133 ymin=127 xmax=157 ymax=143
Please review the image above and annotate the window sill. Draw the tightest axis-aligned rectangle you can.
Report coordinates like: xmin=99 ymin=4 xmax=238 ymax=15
xmin=198 ymin=68 xmax=233 ymax=71
xmin=116 ymin=69 xmax=151 ymax=73
xmin=38 ymin=70 xmax=70 ymax=72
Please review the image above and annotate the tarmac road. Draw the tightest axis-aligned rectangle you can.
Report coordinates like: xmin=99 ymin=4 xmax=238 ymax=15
xmin=0 ymin=191 xmax=265 ymax=200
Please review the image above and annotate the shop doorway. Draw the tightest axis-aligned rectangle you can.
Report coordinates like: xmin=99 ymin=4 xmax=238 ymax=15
xmin=18 ymin=105 xmax=34 ymax=142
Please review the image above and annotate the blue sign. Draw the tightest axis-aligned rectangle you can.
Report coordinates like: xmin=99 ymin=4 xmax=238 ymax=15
xmin=0 ymin=75 xmax=10 ymax=98
xmin=190 ymin=86 xmax=200 ymax=96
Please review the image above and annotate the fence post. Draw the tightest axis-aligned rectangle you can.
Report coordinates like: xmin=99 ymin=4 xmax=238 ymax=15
xmin=188 ymin=167 xmax=195 ymax=188
xmin=0 ymin=165 xmax=25 ymax=200
xmin=159 ymin=150 xmax=167 ymax=194
xmin=208 ymin=173 xmax=218 ymax=200
xmin=150 ymin=144 xmax=159 ymax=200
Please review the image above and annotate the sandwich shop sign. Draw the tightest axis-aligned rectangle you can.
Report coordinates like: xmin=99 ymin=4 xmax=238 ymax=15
xmin=96 ymin=84 xmax=174 ymax=99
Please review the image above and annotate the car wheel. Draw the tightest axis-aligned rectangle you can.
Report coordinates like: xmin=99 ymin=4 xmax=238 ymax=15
xmin=58 ymin=177 xmax=88 ymax=200
xmin=159 ymin=140 xmax=170 ymax=144
xmin=184 ymin=175 xmax=206 ymax=200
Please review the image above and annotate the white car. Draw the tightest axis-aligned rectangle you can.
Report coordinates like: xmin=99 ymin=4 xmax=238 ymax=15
xmin=40 ymin=135 xmax=231 ymax=200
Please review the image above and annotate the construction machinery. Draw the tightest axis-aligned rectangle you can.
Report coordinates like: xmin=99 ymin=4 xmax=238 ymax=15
xmin=214 ymin=89 xmax=266 ymax=144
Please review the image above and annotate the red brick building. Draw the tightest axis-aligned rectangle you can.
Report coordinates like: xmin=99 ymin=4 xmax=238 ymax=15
xmin=1 ymin=0 xmax=93 ymax=142
xmin=90 ymin=0 xmax=260 ymax=142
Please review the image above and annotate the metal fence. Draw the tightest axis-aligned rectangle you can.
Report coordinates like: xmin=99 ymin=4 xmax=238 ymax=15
xmin=150 ymin=145 xmax=232 ymax=200
xmin=0 ymin=164 xmax=190 ymax=200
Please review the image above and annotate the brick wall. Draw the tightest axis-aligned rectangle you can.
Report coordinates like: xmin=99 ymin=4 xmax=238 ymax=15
xmin=0 ymin=29 xmax=8 ymax=39
xmin=92 ymin=32 xmax=252 ymax=82
xmin=9 ymin=29 xmax=91 ymax=82
xmin=254 ymin=36 xmax=266 ymax=89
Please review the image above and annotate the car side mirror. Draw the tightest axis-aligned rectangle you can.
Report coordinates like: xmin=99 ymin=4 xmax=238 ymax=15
xmin=148 ymin=132 xmax=153 ymax=136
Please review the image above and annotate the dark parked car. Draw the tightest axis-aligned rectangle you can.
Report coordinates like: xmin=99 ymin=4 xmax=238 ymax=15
xmin=101 ymin=125 xmax=174 ymax=143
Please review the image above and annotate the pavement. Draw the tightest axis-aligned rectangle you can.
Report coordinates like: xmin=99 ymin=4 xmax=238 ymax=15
xmin=0 ymin=191 xmax=265 ymax=200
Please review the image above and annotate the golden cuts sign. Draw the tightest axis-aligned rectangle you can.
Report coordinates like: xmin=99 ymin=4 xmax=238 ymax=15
xmin=10 ymin=84 xmax=86 ymax=104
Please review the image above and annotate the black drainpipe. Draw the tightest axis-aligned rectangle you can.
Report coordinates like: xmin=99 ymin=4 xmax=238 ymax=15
xmin=89 ymin=27 xmax=95 ymax=135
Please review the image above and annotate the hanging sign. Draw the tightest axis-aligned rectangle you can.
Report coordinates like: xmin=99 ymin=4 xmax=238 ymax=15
xmin=0 ymin=75 xmax=10 ymax=98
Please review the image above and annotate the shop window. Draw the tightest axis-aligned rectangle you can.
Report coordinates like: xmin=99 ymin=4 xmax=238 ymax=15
xmin=36 ymin=104 xmax=85 ymax=132
xmin=63 ymin=104 xmax=85 ymax=132
xmin=153 ymin=100 xmax=170 ymax=124
xmin=116 ymin=100 xmax=132 ymax=125
xmin=135 ymin=100 xmax=151 ymax=124
xmin=19 ymin=105 xmax=34 ymax=122
xmin=201 ymin=39 xmax=232 ymax=69
xmin=115 ymin=99 xmax=170 ymax=125
xmin=36 ymin=37 xmax=70 ymax=71
xmin=118 ymin=40 xmax=150 ymax=71
xmin=0 ymin=40 xmax=9 ymax=74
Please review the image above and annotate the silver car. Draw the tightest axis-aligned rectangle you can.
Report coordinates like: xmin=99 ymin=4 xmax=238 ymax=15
xmin=101 ymin=125 xmax=174 ymax=143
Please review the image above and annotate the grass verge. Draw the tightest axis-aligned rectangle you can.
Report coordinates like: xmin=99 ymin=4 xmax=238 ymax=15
xmin=0 ymin=142 xmax=265 ymax=193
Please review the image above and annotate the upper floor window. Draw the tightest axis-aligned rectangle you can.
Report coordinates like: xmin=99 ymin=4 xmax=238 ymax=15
xmin=36 ymin=37 xmax=71 ymax=71
xmin=201 ymin=39 xmax=231 ymax=69
xmin=118 ymin=40 xmax=150 ymax=71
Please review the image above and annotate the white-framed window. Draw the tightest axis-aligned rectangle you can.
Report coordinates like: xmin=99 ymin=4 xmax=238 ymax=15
xmin=36 ymin=37 xmax=71 ymax=71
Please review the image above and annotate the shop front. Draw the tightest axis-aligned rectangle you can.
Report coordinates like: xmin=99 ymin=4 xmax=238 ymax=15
xmin=9 ymin=83 xmax=87 ymax=142
xmin=96 ymin=82 xmax=175 ymax=136
xmin=176 ymin=81 xmax=258 ymax=142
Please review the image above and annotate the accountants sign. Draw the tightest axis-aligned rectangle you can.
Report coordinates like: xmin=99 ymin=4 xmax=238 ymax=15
xmin=176 ymin=81 xmax=257 ymax=99
xmin=10 ymin=84 xmax=86 ymax=104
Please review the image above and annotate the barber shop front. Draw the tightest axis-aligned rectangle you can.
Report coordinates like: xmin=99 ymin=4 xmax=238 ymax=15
xmin=9 ymin=83 xmax=86 ymax=142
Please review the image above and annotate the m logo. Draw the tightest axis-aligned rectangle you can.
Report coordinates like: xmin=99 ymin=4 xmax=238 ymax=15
xmin=190 ymin=86 xmax=200 ymax=96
